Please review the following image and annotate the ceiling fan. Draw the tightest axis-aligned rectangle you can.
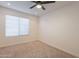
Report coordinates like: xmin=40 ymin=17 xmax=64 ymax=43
xmin=30 ymin=1 xmax=56 ymax=10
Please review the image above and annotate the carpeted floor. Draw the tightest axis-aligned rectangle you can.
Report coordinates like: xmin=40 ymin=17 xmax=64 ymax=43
xmin=0 ymin=40 xmax=75 ymax=58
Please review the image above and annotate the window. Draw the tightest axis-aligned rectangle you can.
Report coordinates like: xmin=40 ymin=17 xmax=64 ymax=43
xmin=20 ymin=18 xmax=29 ymax=35
xmin=5 ymin=15 xmax=29 ymax=37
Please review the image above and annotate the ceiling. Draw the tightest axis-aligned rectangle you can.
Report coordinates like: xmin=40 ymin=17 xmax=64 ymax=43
xmin=0 ymin=1 xmax=74 ymax=16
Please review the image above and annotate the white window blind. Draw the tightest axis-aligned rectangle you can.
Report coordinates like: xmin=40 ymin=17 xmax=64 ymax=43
xmin=5 ymin=15 xmax=29 ymax=37
xmin=20 ymin=18 xmax=29 ymax=35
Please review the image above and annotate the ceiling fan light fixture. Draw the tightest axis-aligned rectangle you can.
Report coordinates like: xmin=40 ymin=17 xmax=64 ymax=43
xmin=30 ymin=1 xmax=56 ymax=10
xmin=36 ymin=4 xmax=42 ymax=8
xmin=8 ymin=3 xmax=11 ymax=6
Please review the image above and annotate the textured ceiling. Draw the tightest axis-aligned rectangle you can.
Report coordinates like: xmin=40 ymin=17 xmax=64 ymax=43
xmin=0 ymin=1 xmax=74 ymax=16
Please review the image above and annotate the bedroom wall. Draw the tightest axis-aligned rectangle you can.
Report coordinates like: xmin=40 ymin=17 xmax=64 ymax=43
xmin=0 ymin=6 xmax=38 ymax=47
xmin=39 ymin=2 xmax=79 ymax=57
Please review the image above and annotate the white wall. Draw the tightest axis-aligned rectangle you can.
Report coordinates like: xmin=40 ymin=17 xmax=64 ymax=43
xmin=39 ymin=2 xmax=79 ymax=57
xmin=0 ymin=6 xmax=38 ymax=47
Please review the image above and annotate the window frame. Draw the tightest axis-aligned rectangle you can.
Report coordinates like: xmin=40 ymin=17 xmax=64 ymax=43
xmin=5 ymin=15 xmax=30 ymax=37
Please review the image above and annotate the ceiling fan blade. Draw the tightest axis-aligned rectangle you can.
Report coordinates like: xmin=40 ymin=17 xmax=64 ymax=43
xmin=42 ymin=6 xmax=45 ymax=10
xmin=30 ymin=4 xmax=37 ymax=9
xmin=41 ymin=1 xmax=56 ymax=4
xmin=32 ymin=1 xmax=41 ymax=4
xmin=32 ymin=1 xmax=38 ymax=3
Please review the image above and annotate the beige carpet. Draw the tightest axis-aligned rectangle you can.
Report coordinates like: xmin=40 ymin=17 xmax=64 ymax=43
xmin=0 ymin=40 xmax=75 ymax=58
